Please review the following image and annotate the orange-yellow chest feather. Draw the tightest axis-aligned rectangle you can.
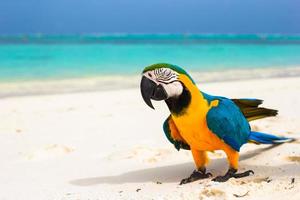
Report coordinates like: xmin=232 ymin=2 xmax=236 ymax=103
xmin=171 ymin=74 xmax=227 ymax=151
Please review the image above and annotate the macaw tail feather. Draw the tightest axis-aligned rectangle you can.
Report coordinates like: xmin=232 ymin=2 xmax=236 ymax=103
xmin=232 ymin=98 xmax=278 ymax=121
xmin=248 ymin=131 xmax=293 ymax=144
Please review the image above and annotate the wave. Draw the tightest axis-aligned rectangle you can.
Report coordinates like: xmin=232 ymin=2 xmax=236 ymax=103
xmin=0 ymin=66 xmax=299 ymax=98
xmin=1 ymin=34 xmax=300 ymax=44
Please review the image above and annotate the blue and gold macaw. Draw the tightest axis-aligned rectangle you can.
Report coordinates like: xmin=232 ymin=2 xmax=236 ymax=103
xmin=140 ymin=63 xmax=292 ymax=183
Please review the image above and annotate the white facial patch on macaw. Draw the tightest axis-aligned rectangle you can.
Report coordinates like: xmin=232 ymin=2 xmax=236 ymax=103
xmin=163 ymin=81 xmax=183 ymax=98
xmin=143 ymin=68 xmax=183 ymax=98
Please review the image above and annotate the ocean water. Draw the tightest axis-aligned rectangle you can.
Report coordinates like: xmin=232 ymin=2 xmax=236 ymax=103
xmin=0 ymin=34 xmax=300 ymax=82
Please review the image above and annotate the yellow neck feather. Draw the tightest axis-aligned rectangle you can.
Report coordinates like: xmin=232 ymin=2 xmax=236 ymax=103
xmin=172 ymin=74 xmax=210 ymax=121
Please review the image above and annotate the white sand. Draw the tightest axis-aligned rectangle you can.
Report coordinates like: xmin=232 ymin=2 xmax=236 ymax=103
xmin=0 ymin=77 xmax=299 ymax=200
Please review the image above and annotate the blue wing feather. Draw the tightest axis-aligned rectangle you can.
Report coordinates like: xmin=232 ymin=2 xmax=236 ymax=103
xmin=204 ymin=93 xmax=250 ymax=151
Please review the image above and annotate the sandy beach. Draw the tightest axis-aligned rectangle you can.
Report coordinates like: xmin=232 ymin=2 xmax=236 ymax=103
xmin=0 ymin=76 xmax=299 ymax=200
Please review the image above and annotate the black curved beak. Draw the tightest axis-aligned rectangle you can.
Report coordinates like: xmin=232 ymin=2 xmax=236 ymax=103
xmin=140 ymin=76 xmax=168 ymax=109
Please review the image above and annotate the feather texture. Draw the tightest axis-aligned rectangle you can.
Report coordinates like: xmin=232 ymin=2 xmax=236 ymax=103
xmin=206 ymin=97 xmax=250 ymax=151
xmin=248 ymin=131 xmax=292 ymax=144
xmin=232 ymin=98 xmax=278 ymax=121
xmin=163 ymin=116 xmax=190 ymax=150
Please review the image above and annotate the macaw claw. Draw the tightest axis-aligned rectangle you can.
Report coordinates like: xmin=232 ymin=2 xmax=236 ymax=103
xmin=174 ymin=141 xmax=181 ymax=151
xmin=212 ymin=168 xmax=254 ymax=182
xmin=179 ymin=170 xmax=212 ymax=185
xmin=174 ymin=140 xmax=190 ymax=151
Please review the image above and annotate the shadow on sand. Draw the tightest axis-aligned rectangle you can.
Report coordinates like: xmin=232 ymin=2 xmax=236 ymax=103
xmin=70 ymin=145 xmax=299 ymax=186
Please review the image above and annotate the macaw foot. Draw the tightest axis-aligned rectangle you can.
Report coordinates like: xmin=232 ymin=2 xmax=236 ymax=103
xmin=180 ymin=169 xmax=212 ymax=185
xmin=212 ymin=168 xmax=254 ymax=182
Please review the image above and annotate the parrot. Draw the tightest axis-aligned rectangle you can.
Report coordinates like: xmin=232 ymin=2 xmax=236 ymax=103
xmin=140 ymin=63 xmax=292 ymax=184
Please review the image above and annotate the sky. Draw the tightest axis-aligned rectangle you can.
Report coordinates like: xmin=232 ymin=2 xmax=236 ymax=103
xmin=0 ymin=0 xmax=299 ymax=35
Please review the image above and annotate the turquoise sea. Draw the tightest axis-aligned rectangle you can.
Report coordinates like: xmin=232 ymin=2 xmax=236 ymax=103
xmin=0 ymin=34 xmax=300 ymax=82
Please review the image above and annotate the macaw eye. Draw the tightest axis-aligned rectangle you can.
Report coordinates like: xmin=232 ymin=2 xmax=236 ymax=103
xmin=148 ymin=73 xmax=152 ymax=77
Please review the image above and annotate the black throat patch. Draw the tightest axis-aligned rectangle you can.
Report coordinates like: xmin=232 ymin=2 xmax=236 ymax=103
xmin=165 ymin=85 xmax=191 ymax=116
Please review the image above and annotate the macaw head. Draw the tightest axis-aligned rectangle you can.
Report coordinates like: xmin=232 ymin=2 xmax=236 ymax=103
xmin=140 ymin=63 xmax=195 ymax=110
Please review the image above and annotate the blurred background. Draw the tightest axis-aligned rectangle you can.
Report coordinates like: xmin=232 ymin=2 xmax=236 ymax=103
xmin=0 ymin=0 xmax=300 ymax=95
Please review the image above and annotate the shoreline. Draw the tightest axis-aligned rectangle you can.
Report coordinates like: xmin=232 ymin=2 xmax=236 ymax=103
xmin=0 ymin=66 xmax=300 ymax=98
